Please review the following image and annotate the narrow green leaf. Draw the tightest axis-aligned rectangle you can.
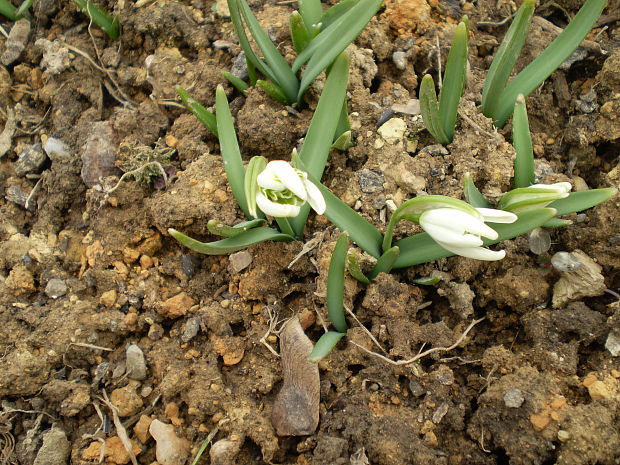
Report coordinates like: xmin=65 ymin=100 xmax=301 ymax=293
xmin=177 ymin=86 xmax=218 ymax=137
xmin=227 ymin=0 xmax=275 ymax=82
xmin=294 ymin=0 xmax=383 ymax=99
xmin=15 ymin=0 xmax=33 ymax=18
xmin=328 ymin=233 xmax=349 ymax=332
xmin=463 ymin=173 xmax=491 ymax=208
xmin=347 ymin=250 xmax=370 ymax=285
xmin=207 ymin=218 xmax=266 ymax=237
xmin=221 ymin=71 xmax=250 ymax=93
xmin=244 ymin=156 xmax=267 ymax=218
xmin=498 ymin=186 xmax=571 ymax=212
xmin=412 ymin=276 xmax=442 ymax=285
xmin=237 ymin=0 xmax=299 ymax=103
xmin=438 ymin=21 xmax=468 ymax=141
xmin=290 ymin=10 xmax=311 ymax=53
xmin=289 ymin=52 xmax=349 ymax=237
xmin=169 ymin=226 xmax=294 ymax=255
xmin=331 ymin=131 xmax=354 ymax=151
xmin=368 ymin=246 xmax=400 ymax=281
xmin=392 ymin=208 xmax=557 ymax=268
xmin=481 ymin=0 xmax=535 ymax=120
xmin=494 ymin=0 xmax=607 ymax=127
xmin=256 ymin=79 xmax=289 ymax=104
xmin=216 ymin=85 xmax=250 ymax=217
xmin=383 ymin=195 xmax=479 ymax=252
xmin=548 ymin=188 xmax=616 ymax=216
xmin=512 ymin=94 xmax=534 ymax=188
xmin=320 ymin=0 xmax=359 ymax=30
xmin=335 ymin=100 xmax=351 ymax=142
xmin=299 ymin=0 xmax=323 ymax=32
xmin=0 ymin=0 xmax=18 ymax=20
xmin=419 ymin=75 xmax=450 ymax=145
xmin=308 ymin=331 xmax=345 ymax=362
xmin=72 ymin=0 xmax=120 ymax=40
xmin=275 ymin=217 xmax=296 ymax=237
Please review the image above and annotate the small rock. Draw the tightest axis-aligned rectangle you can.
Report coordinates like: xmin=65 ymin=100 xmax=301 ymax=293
xmin=5 ymin=265 xmax=35 ymax=295
xmin=229 ymin=250 xmax=252 ymax=273
xmin=5 ymin=185 xmax=32 ymax=210
xmin=215 ymin=0 xmax=230 ymax=17
xmin=45 ymin=278 xmax=67 ymax=299
xmin=392 ymin=99 xmax=421 ymax=116
xmin=81 ymin=121 xmax=121 ymax=188
xmin=530 ymin=412 xmax=551 ymax=431
xmin=358 ymin=169 xmax=384 ymax=194
xmin=181 ymin=316 xmax=201 ymax=342
xmin=15 ymin=143 xmax=47 ymax=176
xmin=100 ymin=290 xmax=118 ymax=307
xmin=134 ymin=415 xmax=153 ymax=444
xmin=432 ymin=402 xmax=449 ymax=424
xmin=33 ymin=426 xmax=71 ymax=465
xmin=377 ymin=117 xmax=407 ymax=144
xmin=110 ymin=382 xmax=143 ymax=417
xmin=42 ymin=137 xmax=70 ymax=161
xmin=210 ymin=438 xmax=242 ymax=465
xmin=588 ymin=380 xmax=610 ymax=400
xmin=503 ymin=388 xmax=525 ymax=408
xmin=552 ymin=250 xmax=606 ymax=308
xmin=419 ymin=144 xmax=449 ymax=156
xmin=35 ymin=39 xmax=71 ymax=75
xmin=213 ymin=40 xmax=235 ymax=50
xmin=126 ymin=344 xmax=147 ymax=380
xmin=1 ymin=19 xmax=30 ymax=66
xmin=82 ymin=436 xmax=141 ymax=465
xmin=605 ymin=330 xmax=620 ymax=357
xmin=392 ymin=51 xmax=407 ymax=70
xmin=231 ymin=52 xmax=248 ymax=80
xmin=160 ymin=292 xmax=195 ymax=318
xmin=409 ymin=379 xmax=425 ymax=397
xmin=213 ymin=336 xmax=245 ymax=366
xmin=149 ymin=420 xmax=191 ymax=465
xmin=557 ymin=430 xmax=570 ymax=441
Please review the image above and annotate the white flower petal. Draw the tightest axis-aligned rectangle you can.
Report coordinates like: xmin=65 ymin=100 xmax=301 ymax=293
xmin=303 ymin=178 xmax=326 ymax=214
xmin=257 ymin=168 xmax=285 ymax=191
xmin=476 ymin=208 xmax=518 ymax=224
xmin=256 ymin=191 xmax=301 ymax=217
xmin=266 ymin=160 xmax=307 ymax=200
xmin=530 ymin=182 xmax=572 ymax=193
xmin=420 ymin=221 xmax=484 ymax=247
xmin=421 ymin=208 xmax=499 ymax=240
xmin=437 ymin=242 xmax=507 ymax=261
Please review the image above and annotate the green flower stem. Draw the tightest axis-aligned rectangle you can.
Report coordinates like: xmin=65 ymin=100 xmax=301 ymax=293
xmin=275 ymin=217 xmax=296 ymax=238
xmin=290 ymin=10 xmax=311 ymax=53
xmin=215 ymin=85 xmax=250 ymax=217
xmin=392 ymin=208 xmax=557 ymax=268
xmin=328 ymin=233 xmax=349 ymax=333
xmin=308 ymin=331 xmax=345 ymax=362
xmin=512 ymin=95 xmax=534 ymax=188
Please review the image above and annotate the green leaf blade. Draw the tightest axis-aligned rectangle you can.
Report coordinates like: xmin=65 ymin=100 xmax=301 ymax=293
xmin=308 ymin=331 xmax=345 ymax=362
xmin=327 ymin=233 xmax=349 ymax=333
xmin=169 ymin=227 xmax=294 ymax=255
xmin=299 ymin=0 xmax=323 ymax=32
xmin=512 ymin=95 xmax=534 ymax=188
xmin=548 ymin=188 xmax=616 ymax=216
xmin=419 ymin=75 xmax=450 ymax=145
xmin=463 ymin=173 xmax=491 ymax=208
xmin=368 ymin=246 xmax=400 ymax=281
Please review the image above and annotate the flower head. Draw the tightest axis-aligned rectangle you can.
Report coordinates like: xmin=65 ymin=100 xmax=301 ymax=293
xmin=498 ymin=182 xmax=571 ymax=213
xmin=252 ymin=160 xmax=326 ymax=218
xmin=419 ymin=206 xmax=517 ymax=261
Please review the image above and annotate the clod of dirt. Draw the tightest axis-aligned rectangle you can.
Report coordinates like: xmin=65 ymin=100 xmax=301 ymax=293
xmin=377 ymin=117 xmax=407 ymax=144
xmin=82 ymin=436 xmax=141 ymax=465
xmin=271 ymin=317 xmax=320 ymax=436
xmin=0 ymin=107 xmax=16 ymax=158
xmin=149 ymin=419 xmax=191 ymax=465
xmin=34 ymin=39 xmax=71 ymax=75
xmin=210 ymin=437 xmax=243 ymax=465
xmin=81 ymin=121 xmax=121 ymax=188
xmin=437 ymin=280 xmax=474 ymax=319
xmin=133 ymin=415 xmax=153 ymax=444
xmin=159 ymin=292 xmax=195 ymax=319
xmin=110 ymin=381 xmax=143 ymax=417
xmin=32 ymin=426 xmax=70 ymax=465
xmin=126 ymin=344 xmax=148 ymax=380
xmin=551 ymin=250 xmax=606 ymax=308
xmin=1 ymin=19 xmax=30 ymax=66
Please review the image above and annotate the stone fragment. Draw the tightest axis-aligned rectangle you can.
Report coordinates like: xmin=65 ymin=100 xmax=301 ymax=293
xmin=503 ymin=388 xmax=525 ymax=408
xmin=377 ymin=117 xmax=407 ymax=144
xmin=33 ymin=426 xmax=71 ymax=465
xmin=552 ymin=250 xmax=606 ymax=307
xmin=82 ymin=436 xmax=141 ymax=465
xmin=15 ymin=143 xmax=47 ymax=176
xmin=358 ymin=169 xmax=384 ymax=194
xmin=181 ymin=316 xmax=201 ymax=342
xmin=605 ymin=330 xmax=620 ymax=357
xmin=110 ymin=382 xmax=143 ymax=417
xmin=160 ymin=292 xmax=195 ymax=318
xmin=81 ymin=121 xmax=121 ymax=188
xmin=392 ymin=51 xmax=407 ymax=70
xmin=588 ymin=380 xmax=610 ymax=400
xmin=45 ymin=278 xmax=67 ymax=299
xmin=1 ymin=19 xmax=30 ymax=66
xmin=149 ymin=420 xmax=191 ymax=465
xmin=530 ymin=412 xmax=551 ymax=431
xmin=35 ymin=39 xmax=71 ymax=74
xmin=229 ymin=250 xmax=252 ymax=273
xmin=126 ymin=344 xmax=147 ymax=380
xmin=5 ymin=265 xmax=35 ymax=295
xmin=133 ymin=415 xmax=153 ymax=444
xmin=210 ymin=438 xmax=242 ymax=465
xmin=100 ymin=290 xmax=118 ymax=307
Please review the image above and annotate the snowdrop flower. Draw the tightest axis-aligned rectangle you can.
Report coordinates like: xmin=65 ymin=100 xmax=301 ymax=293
xmin=419 ymin=207 xmax=517 ymax=261
xmin=253 ymin=160 xmax=326 ymax=218
xmin=499 ymin=182 xmax=571 ymax=213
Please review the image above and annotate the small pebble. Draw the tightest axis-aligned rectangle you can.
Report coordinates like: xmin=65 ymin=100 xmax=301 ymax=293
xmin=358 ymin=169 xmax=384 ymax=194
xmin=149 ymin=420 xmax=191 ymax=465
xmin=126 ymin=344 xmax=147 ymax=381
xmin=15 ymin=143 xmax=47 ymax=176
xmin=229 ymin=250 xmax=252 ymax=273
xmin=33 ymin=426 xmax=71 ymax=465
xmin=392 ymin=51 xmax=407 ymax=70
xmin=45 ymin=278 xmax=67 ymax=299
xmin=503 ymin=388 xmax=525 ymax=408
xmin=181 ymin=316 xmax=201 ymax=343
xmin=1 ymin=19 xmax=30 ymax=66
xmin=588 ymin=380 xmax=610 ymax=400
xmin=557 ymin=430 xmax=570 ymax=441
xmin=605 ymin=330 xmax=620 ymax=357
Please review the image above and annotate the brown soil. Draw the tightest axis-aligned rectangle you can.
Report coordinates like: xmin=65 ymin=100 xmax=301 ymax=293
xmin=1 ymin=0 xmax=619 ymax=464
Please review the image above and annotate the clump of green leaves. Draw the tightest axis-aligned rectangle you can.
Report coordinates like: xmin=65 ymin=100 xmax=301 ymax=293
xmin=482 ymin=0 xmax=607 ymax=127
xmin=419 ymin=19 xmax=469 ymax=145
xmin=71 ymin=0 xmax=121 ymax=40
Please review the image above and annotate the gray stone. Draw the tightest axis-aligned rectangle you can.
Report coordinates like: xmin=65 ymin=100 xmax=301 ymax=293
xmin=5 ymin=185 xmax=31 ymax=209
xmin=392 ymin=51 xmax=407 ymax=70
xmin=149 ymin=420 xmax=190 ymax=465
xmin=126 ymin=344 xmax=147 ymax=380
xmin=33 ymin=427 xmax=70 ymax=465
xmin=358 ymin=169 xmax=384 ymax=194
xmin=605 ymin=330 xmax=620 ymax=357
xmin=15 ymin=143 xmax=47 ymax=176
xmin=181 ymin=316 xmax=201 ymax=343
xmin=503 ymin=388 xmax=525 ymax=408
xmin=231 ymin=52 xmax=248 ymax=80
xmin=229 ymin=250 xmax=252 ymax=273
xmin=45 ymin=278 xmax=67 ymax=299
xmin=1 ymin=19 xmax=30 ymax=66
xmin=81 ymin=121 xmax=121 ymax=188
